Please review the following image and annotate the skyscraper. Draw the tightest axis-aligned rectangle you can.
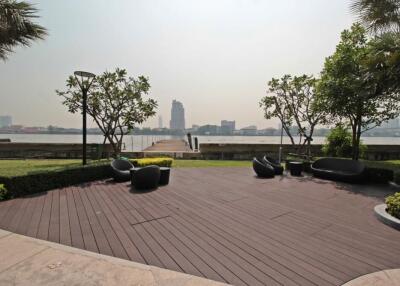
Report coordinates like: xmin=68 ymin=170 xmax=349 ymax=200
xmin=0 ymin=116 xmax=12 ymax=128
xmin=158 ymin=116 xmax=163 ymax=128
xmin=170 ymin=100 xmax=185 ymax=130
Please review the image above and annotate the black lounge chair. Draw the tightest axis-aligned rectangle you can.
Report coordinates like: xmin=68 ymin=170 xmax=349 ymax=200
xmin=111 ymin=159 xmax=134 ymax=182
xmin=131 ymin=165 xmax=161 ymax=190
xmin=263 ymin=156 xmax=284 ymax=175
xmin=311 ymin=158 xmax=365 ymax=183
xmin=253 ymin=157 xmax=275 ymax=178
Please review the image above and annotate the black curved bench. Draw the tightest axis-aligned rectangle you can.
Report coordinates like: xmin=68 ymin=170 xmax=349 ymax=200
xmin=111 ymin=159 xmax=134 ymax=182
xmin=263 ymin=156 xmax=284 ymax=175
xmin=311 ymin=158 xmax=365 ymax=183
xmin=253 ymin=157 xmax=275 ymax=178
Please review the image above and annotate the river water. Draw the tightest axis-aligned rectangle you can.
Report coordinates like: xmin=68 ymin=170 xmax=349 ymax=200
xmin=1 ymin=134 xmax=400 ymax=152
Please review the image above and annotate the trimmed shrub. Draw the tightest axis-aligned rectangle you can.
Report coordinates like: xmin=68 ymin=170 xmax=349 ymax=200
xmin=0 ymin=164 xmax=111 ymax=198
xmin=131 ymin=158 xmax=173 ymax=168
xmin=322 ymin=125 xmax=367 ymax=158
xmin=386 ymin=192 xmax=400 ymax=219
xmin=364 ymin=167 xmax=394 ymax=184
xmin=0 ymin=184 xmax=10 ymax=201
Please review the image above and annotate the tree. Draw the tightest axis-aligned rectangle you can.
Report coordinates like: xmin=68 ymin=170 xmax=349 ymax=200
xmin=351 ymin=0 xmax=400 ymax=34
xmin=322 ymin=124 xmax=367 ymax=158
xmin=260 ymin=74 xmax=325 ymax=157
xmin=0 ymin=0 xmax=47 ymax=60
xmin=318 ymin=24 xmax=400 ymax=160
xmin=57 ymin=68 xmax=157 ymax=156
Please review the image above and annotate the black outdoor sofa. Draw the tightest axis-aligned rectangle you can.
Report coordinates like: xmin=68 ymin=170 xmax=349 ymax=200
xmin=252 ymin=157 xmax=275 ymax=178
xmin=111 ymin=159 xmax=134 ymax=182
xmin=311 ymin=158 xmax=365 ymax=183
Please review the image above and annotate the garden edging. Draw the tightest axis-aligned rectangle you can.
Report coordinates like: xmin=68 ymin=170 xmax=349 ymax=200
xmin=374 ymin=204 xmax=400 ymax=231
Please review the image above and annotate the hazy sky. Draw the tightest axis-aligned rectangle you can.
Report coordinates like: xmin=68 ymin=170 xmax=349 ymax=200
xmin=0 ymin=0 xmax=354 ymax=129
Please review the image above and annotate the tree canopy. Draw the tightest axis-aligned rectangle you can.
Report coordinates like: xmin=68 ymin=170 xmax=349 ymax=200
xmin=57 ymin=68 xmax=157 ymax=156
xmin=0 ymin=0 xmax=47 ymax=60
xmin=318 ymin=23 xmax=400 ymax=160
xmin=351 ymin=0 xmax=400 ymax=34
xmin=260 ymin=74 xmax=325 ymax=157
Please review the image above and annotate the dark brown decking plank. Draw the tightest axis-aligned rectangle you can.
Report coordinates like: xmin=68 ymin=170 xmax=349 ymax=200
xmin=172 ymin=178 xmax=382 ymax=276
xmin=0 ymin=199 xmax=14 ymax=223
xmin=162 ymin=216 xmax=247 ymax=286
xmin=100 ymin=187 xmax=164 ymax=267
xmin=65 ymin=188 xmax=85 ymax=249
xmin=0 ymin=198 xmax=23 ymax=229
xmin=150 ymin=218 xmax=226 ymax=283
xmin=59 ymin=189 xmax=72 ymax=246
xmin=77 ymin=187 xmax=113 ymax=256
xmin=94 ymin=183 xmax=147 ymax=263
xmin=36 ymin=191 xmax=53 ymax=240
xmin=72 ymin=187 xmax=98 ymax=253
xmin=26 ymin=194 xmax=46 ymax=237
xmin=157 ymin=178 xmax=375 ymax=281
xmin=84 ymin=185 xmax=129 ymax=260
xmin=7 ymin=197 xmax=31 ymax=232
xmin=159 ymin=198 xmax=334 ymax=286
xmin=142 ymin=220 xmax=203 ymax=277
xmin=16 ymin=194 xmax=40 ymax=235
xmin=48 ymin=189 xmax=60 ymax=243
xmin=155 ymin=192 xmax=333 ymax=286
xmin=132 ymin=222 xmax=182 ymax=272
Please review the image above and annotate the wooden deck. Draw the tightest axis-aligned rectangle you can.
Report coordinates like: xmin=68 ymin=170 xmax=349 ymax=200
xmin=1 ymin=167 xmax=400 ymax=286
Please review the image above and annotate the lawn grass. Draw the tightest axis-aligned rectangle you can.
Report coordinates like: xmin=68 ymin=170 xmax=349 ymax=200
xmin=0 ymin=158 xmax=251 ymax=177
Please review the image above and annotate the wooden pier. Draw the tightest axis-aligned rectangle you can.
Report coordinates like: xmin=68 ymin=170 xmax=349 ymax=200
xmin=143 ymin=139 xmax=192 ymax=153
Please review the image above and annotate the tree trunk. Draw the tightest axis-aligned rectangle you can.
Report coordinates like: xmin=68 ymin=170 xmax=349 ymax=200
xmin=351 ymin=124 xmax=357 ymax=160
xmin=354 ymin=122 xmax=362 ymax=161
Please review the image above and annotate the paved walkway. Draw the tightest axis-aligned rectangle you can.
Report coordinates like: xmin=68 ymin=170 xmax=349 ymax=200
xmin=343 ymin=269 xmax=400 ymax=286
xmin=1 ymin=167 xmax=400 ymax=285
xmin=143 ymin=139 xmax=192 ymax=152
xmin=0 ymin=228 xmax=228 ymax=286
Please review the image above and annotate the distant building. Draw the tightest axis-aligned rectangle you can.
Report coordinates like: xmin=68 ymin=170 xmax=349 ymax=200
xmin=198 ymin=124 xmax=219 ymax=135
xmin=169 ymin=100 xmax=185 ymax=130
xmin=0 ymin=116 xmax=12 ymax=128
xmin=158 ymin=116 xmax=163 ymax=129
xmin=239 ymin=125 xmax=257 ymax=136
xmin=221 ymin=120 xmax=235 ymax=134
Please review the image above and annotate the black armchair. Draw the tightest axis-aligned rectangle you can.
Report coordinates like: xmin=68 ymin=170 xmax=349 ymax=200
xmin=131 ymin=165 xmax=161 ymax=190
xmin=111 ymin=159 xmax=134 ymax=182
xmin=252 ymin=157 xmax=275 ymax=178
xmin=263 ymin=156 xmax=284 ymax=175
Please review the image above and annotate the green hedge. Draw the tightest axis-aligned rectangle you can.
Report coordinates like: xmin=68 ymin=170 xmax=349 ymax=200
xmin=386 ymin=192 xmax=400 ymax=219
xmin=131 ymin=158 xmax=173 ymax=167
xmin=0 ymin=164 xmax=111 ymax=199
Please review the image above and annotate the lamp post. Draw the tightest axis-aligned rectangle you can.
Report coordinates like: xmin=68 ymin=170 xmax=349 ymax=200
xmin=74 ymin=71 xmax=95 ymax=165
xmin=278 ymin=122 xmax=283 ymax=163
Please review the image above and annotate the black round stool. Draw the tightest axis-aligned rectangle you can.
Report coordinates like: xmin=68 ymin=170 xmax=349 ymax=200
xmin=159 ymin=167 xmax=171 ymax=185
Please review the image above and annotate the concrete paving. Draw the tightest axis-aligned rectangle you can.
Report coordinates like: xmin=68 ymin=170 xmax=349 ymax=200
xmin=343 ymin=269 xmax=400 ymax=286
xmin=0 ymin=229 xmax=229 ymax=286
